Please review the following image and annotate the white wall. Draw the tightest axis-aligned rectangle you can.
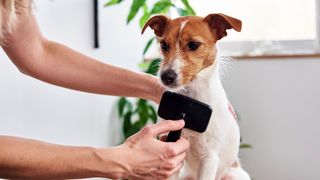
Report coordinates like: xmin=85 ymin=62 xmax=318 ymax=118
xmin=0 ymin=1 xmax=319 ymax=180
xmin=223 ymin=58 xmax=320 ymax=180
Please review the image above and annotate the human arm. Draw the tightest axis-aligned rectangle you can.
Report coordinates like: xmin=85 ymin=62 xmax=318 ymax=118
xmin=1 ymin=1 xmax=164 ymax=103
xmin=0 ymin=120 xmax=188 ymax=179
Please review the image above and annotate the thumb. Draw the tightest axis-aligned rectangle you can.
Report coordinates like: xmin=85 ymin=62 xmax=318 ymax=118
xmin=150 ymin=120 xmax=185 ymax=137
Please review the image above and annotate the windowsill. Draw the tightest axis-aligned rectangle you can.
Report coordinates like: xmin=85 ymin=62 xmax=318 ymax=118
xmin=232 ymin=53 xmax=320 ymax=60
xmin=218 ymin=39 xmax=320 ymax=60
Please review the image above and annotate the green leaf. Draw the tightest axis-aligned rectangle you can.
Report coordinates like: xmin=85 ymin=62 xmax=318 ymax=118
xmin=118 ymin=97 xmax=127 ymax=117
xmin=240 ymin=143 xmax=252 ymax=149
xmin=148 ymin=105 xmax=157 ymax=123
xmin=125 ymin=121 xmax=142 ymax=138
xmin=145 ymin=58 xmax=162 ymax=75
xmin=139 ymin=12 xmax=151 ymax=28
xmin=143 ymin=37 xmax=155 ymax=55
xmin=104 ymin=0 xmax=124 ymax=7
xmin=137 ymin=99 xmax=149 ymax=125
xmin=138 ymin=61 xmax=150 ymax=70
xmin=150 ymin=0 xmax=173 ymax=14
xmin=176 ymin=8 xmax=189 ymax=16
xmin=127 ymin=0 xmax=146 ymax=24
xmin=143 ymin=3 xmax=148 ymax=13
xmin=181 ymin=0 xmax=196 ymax=15
xmin=123 ymin=111 xmax=132 ymax=135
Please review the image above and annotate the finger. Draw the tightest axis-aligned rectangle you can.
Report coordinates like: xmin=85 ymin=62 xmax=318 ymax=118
xmin=162 ymin=152 xmax=186 ymax=170
xmin=157 ymin=162 xmax=183 ymax=179
xmin=150 ymin=120 xmax=185 ymax=137
xmin=170 ymin=162 xmax=183 ymax=176
xmin=172 ymin=152 xmax=186 ymax=165
xmin=164 ymin=137 xmax=190 ymax=157
xmin=130 ymin=174 xmax=155 ymax=180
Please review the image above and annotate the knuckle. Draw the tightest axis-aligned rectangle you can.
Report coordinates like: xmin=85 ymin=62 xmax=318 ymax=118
xmin=158 ymin=171 xmax=171 ymax=179
xmin=163 ymin=171 xmax=172 ymax=178
xmin=142 ymin=126 xmax=153 ymax=135
xmin=166 ymin=146 xmax=177 ymax=156
xmin=166 ymin=161 xmax=176 ymax=169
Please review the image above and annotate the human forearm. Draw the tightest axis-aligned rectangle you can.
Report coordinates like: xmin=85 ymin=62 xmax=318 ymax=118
xmin=0 ymin=136 xmax=126 ymax=179
xmin=2 ymin=6 xmax=164 ymax=103
xmin=0 ymin=121 xmax=189 ymax=180
xmin=38 ymin=40 xmax=163 ymax=103
xmin=5 ymin=37 xmax=163 ymax=103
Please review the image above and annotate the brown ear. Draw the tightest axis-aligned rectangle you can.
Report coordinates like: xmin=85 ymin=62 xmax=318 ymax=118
xmin=203 ymin=13 xmax=242 ymax=40
xmin=141 ymin=15 xmax=169 ymax=36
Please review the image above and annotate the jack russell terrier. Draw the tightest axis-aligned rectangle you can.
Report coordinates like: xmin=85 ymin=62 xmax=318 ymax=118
xmin=142 ymin=13 xmax=250 ymax=180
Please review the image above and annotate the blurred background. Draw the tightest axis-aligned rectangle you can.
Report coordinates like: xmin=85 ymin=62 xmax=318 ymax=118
xmin=0 ymin=0 xmax=320 ymax=179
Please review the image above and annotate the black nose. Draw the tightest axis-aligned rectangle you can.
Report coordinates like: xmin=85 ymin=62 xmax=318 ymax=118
xmin=161 ymin=69 xmax=177 ymax=86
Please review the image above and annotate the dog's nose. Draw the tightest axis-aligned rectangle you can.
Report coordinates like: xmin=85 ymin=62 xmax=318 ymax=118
xmin=161 ymin=69 xmax=177 ymax=86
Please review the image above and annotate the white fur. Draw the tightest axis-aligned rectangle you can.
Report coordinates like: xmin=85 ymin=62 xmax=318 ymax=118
xmin=160 ymin=56 xmax=250 ymax=180
xmin=179 ymin=20 xmax=189 ymax=34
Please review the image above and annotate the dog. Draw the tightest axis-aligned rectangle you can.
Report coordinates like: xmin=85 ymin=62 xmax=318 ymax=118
xmin=142 ymin=13 xmax=250 ymax=180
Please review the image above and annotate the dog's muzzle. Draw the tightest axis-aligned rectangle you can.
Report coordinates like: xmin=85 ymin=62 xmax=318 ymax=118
xmin=161 ymin=69 xmax=177 ymax=86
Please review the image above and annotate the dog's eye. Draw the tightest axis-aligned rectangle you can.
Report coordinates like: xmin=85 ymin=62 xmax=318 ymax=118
xmin=160 ymin=41 xmax=169 ymax=52
xmin=188 ymin=41 xmax=200 ymax=51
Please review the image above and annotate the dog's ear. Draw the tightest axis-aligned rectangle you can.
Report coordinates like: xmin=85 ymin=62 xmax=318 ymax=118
xmin=141 ymin=15 xmax=169 ymax=36
xmin=203 ymin=13 xmax=242 ymax=40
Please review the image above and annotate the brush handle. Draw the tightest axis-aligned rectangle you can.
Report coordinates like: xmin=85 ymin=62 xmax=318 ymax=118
xmin=166 ymin=130 xmax=182 ymax=142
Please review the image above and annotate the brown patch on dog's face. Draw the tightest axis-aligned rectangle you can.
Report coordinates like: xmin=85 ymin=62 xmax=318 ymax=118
xmin=142 ymin=14 xmax=241 ymax=88
xmin=156 ymin=16 xmax=218 ymax=87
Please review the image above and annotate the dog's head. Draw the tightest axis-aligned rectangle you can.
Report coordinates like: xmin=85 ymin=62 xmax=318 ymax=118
xmin=142 ymin=14 xmax=241 ymax=89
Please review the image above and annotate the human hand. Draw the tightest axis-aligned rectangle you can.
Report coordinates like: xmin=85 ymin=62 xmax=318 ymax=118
xmin=120 ymin=120 xmax=189 ymax=179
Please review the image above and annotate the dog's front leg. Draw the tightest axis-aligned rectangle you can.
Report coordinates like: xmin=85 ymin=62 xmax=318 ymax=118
xmin=197 ymin=153 xmax=219 ymax=180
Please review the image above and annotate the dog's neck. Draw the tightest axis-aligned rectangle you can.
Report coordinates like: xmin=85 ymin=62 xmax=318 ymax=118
xmin=177 ymin=60 xmax=229 ymax=108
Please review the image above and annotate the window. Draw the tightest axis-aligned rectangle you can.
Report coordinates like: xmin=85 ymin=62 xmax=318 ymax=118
xmin=185 ymin=0 xmax=320 ymax=58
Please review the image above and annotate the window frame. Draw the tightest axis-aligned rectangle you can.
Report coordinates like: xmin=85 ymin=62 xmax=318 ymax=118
xmin=218 ymin=0 xmax=320 ymax=59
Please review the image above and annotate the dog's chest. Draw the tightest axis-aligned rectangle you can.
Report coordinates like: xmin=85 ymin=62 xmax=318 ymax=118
xmin=181 ymin=106 xmax=224 ymax=156
xmin=180 ymin=86 xmax=219 ymax=150
xmin=180 ymin=77 xmax=232 ymax=157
